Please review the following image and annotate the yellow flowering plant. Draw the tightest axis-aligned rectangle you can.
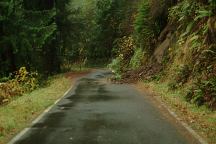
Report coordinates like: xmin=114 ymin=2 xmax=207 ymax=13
xmin=0 ymin=67 xmax=38 ymax=104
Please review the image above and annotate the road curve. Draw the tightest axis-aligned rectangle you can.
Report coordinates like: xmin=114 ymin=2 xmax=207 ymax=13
xmin=11 ymin=70 xmax=200 ymax=144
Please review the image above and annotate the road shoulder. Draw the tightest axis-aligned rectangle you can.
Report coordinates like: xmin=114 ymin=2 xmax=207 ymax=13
xmin=134 ymin=81 xmax=214 ymax=144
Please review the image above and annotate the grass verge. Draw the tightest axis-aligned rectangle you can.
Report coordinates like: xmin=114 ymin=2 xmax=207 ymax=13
xmin=0 ymin=74 xmax=72 ymax=144
xmin=137 ymin=81 xmax=216 ymax=144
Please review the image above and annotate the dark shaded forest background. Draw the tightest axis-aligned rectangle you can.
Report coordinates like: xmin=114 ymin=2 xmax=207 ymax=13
xmin=0 ymin=0 xmax=135 ymax=76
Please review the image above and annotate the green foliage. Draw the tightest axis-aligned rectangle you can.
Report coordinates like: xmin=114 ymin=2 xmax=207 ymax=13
xmin=0 ymin=67 xmax=38 ymax=105
xmin=150 ymin=73 xmax=162 ymax=82
xmin=169 ymin=0 xmax=195 ymax=22
xmin=186 ymin=77 xmax=216 ymax=109
xmin=110 ymin=36 xmax=135 ymax=74
xmin=130 ymin=48 xmax=144 ymax=69
xmin=209 ymin=0 xmax=216 ymax=11
xmin=195 ymin=8 xmax=212 ymax=21
xmin=87 ymin=0 xmax=134 ymax=63
xmin=87 ymin=0 xmax=117 ymax=61
xmin=134 ymin=1 xmax=150 ymax=34
xmin=134 ymin=0 xmax=160 ymax=54
xmin=166 ymin=0 xmax=216 ymax=109
xmin=1 ymin=0 xmax=130 ymax=76
xmin=14 ymin=67 xmax=39 ymax=91
xmin=168 ymin=65 xmax=191 ymax=90
xmin=108 ymin=57 xmax=122 ymax=78
xmin=0 ymin=75 xmax=70 ymax=144
xmin=0 ymin=0 xmax=61 ymax=76
xmin=115 ymin=36 xmax=135 ymax=60
xmin=169 ymin=0 xmax=212 ymax=31
xmin=56 ymin=0 xmax=89 ymax=66
xmin=108 ymin=35 xmax=136 ymax=77
xmin=0 ymin=77 xmax=10 ymax=83
xmin=0 ymin=0 xmax=215 ymax=111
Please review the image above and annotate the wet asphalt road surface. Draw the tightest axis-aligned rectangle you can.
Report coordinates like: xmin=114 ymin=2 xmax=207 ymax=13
xmin=12 ymin=70 xmax=198 ymax=144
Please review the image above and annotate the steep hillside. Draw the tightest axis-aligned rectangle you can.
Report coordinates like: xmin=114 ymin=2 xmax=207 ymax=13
xmin=110 ymin=0 xmax=216 ymax=110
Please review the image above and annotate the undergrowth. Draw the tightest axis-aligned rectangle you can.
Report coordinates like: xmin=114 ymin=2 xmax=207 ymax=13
xmin=0 ymin=67 xmax=38 ymax=105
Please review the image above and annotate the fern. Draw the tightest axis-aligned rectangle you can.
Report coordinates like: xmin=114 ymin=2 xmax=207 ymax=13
xmin=195 ymin=9 xmax=212 ymax=21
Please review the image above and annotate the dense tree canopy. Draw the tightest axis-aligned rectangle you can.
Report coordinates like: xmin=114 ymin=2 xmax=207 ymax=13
xmin=0 ymin=0 xmax=60 ymax=76
xmin=0 ymin=0 xmax=130 ymax=75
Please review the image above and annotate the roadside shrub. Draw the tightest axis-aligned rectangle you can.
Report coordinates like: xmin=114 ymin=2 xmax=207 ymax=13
xmin=0 ymin=81 xmax=23 ymax=104
xmin=14 ymin=67 xmax=39 ymax=91
xmin=108 ymin=57 xmax=123 ymax=80
xmin=130 ymin=48 xmax=145 ymax=70
xmin=186 ymin=77 xmax=216 ymax=109
xmin=168 ymin=65 xmax=191 ymax=90
xmin=108 ymin=57 xmax=122 ymax=76
xmin=109 ymin=36 xmax=135 ymax=79
xmin=110 ymin=36 xmax=135 ymax=71
xmin=115 ymin=36 xmax=135 ymax=61
xmin=0 ymin=67 xmax=38 ymax=105
xmin=175 ymin=65 xmax=191 ymax=84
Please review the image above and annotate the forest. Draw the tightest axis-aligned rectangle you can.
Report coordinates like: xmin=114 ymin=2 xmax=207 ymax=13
xmin=1 ymin=0 xmax=215 ymax=108
xmin=0 ymin=0 xmax=216 ymax=143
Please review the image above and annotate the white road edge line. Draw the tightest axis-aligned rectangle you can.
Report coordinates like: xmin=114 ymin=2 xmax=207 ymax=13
xmin=8 ymin=128 xmax=31 ymax=144
xmin=155 ymin=95 xmax=208 ymax=144
xmin=7 ymin=85 xmax=74 ymax=144
xmin=8 ymin=79 xmax=208 ymax=144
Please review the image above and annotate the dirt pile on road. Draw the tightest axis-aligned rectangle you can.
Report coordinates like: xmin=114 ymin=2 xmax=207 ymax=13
xmin=119 ymin=63 xmax=162 ymax=83
xmin=65 ymin=70 xmax=92 ymax=81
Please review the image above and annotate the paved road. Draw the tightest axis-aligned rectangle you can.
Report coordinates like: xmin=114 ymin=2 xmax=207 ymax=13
xmin=11 ymin=70 xmax=199 ymax=144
